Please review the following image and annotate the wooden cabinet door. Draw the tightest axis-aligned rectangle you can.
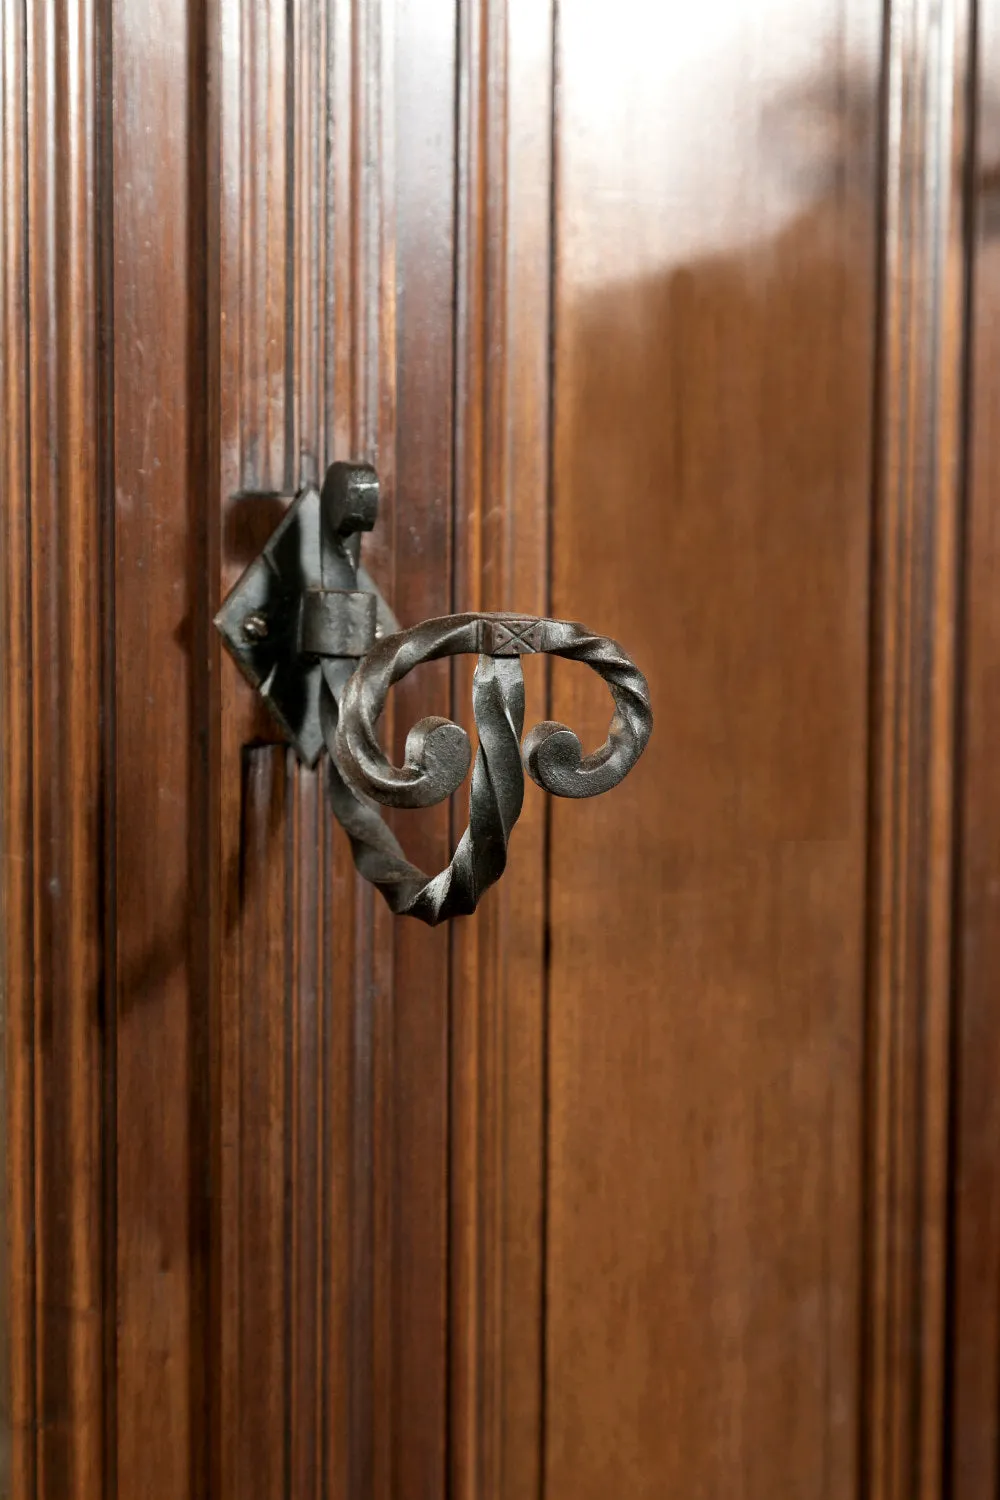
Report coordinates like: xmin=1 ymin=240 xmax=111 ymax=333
xmin=3 ymin=1 xmax=999 ymax=1497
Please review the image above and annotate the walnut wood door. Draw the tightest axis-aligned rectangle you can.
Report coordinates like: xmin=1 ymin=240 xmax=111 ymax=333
xmin=3 ymin=0 xmax=1000 ymax=1497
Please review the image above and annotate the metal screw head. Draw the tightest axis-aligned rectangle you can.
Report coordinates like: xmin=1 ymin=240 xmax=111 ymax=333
xmin=242 ymin=611 xmax=269 ymax=642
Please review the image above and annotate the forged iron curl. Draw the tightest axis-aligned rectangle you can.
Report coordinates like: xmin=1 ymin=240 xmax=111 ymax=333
xmin=324 ymin=613 xmax=653 ymax=925
xmin=215 ymin=467 xmax=654 ymax=925
xmin=321 ymin=652 xmax=524 ymax=924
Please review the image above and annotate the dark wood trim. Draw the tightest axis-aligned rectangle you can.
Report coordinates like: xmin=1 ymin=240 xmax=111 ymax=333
xmin=1 ymin=0 xmax=34 ymax=1489
xmin=1 ymin=0 xmax=109 ymax=1493
xmin=387 ymin=3 xmax=458 ymax=1491
xmin=947 ymin=2 xmax=1000 ymax=1495
xmin=449 ymin=1 xmax=554 ymax=1496
xmin=4 ymin=1 xmax=996 ymax=1495
xmin=109 ymin=0 xmax=212 ymax=1487
xmin=214 ymin=0 xmax=401 ymax=1493
xmin=864 ymin=2 xmax=975 ymax=1496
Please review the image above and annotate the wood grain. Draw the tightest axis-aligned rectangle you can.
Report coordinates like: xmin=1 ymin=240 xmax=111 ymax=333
xmin=387 ymin=6 xmax=458 ymax=1494
xmin=949 ymin=3 xmax=1000 ymax=1495
xmin=212 ymin=5 xmax=404 ymax=1494
xmin=110 ymin=0 xmax=212 ymax=1489
xmin=236 ymin=750 xmax=290 ymax=1499
xmin=216 ymin=0 xmax=295 ymax=1488
xmin=865 ymin=2 xmax=973 ymax=1497
xmin=449 ymin=2 xmax=553 ymax=1497
xmin=2 ymin=0 xmax=994 ymax=1496
xmin=0 ymin=0 xmax=30 ymax=1485
xmin=214 ymin=0 xmax=382 ymax=1494
xmin=546 ymin=4 xmax=880 ymax=1496
xmin=230 ymin=750 xmax=331 ymax=1499
xmin=2 ymin=0 xmax=107 ymax=1494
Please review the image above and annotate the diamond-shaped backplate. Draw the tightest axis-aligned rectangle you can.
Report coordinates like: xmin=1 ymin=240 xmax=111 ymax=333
xmin=215 ymin=484 xmax=397 ymax=766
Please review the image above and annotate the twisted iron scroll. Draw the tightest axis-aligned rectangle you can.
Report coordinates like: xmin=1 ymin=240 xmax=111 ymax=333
xmin=322 ymin=613 xmax=653 ymax=925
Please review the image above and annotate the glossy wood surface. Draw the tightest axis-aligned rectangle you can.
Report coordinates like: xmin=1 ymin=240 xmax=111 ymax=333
xmin=448 ymin=5 xmax=552 ymax=1496
xmin=865 ymin=4 xmax=972 ymax=1495
xmin=2 ymin=1 xmax=107 ymax=1494
xmin=2 ymin=0 xmax=999 ymax=1497
xmin=548 ymin=5 xmax=878 ymax=1495
xmin=215 ymin=0 xmax=463 ymax=1495
xmin=111 ymin=0 xmax=212 ymax=1489
xmin=950 ymin=2 xmax=1000 ymax=1493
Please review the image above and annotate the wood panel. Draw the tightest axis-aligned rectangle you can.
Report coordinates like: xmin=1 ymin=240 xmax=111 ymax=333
xmin=2 ymin=2 xmax=995 ymax=1498
xmin=865 ymin=2 xmax=973 ymax=1496
xmin=2 ymin=0 xmax=108 ymax=1495
xmin=233 ymin=749 xmax=334 ymax=1498
xmin=546 ymin=4 xmax=880 ymax=1496
xmin=0 ymin=7 xmax=25 ymax=1486
xmin=950 ymin=1 xmax=1000 ymax=1494
xmin=214 ymin=0 xmax=461 ymax=1495
xmin=387 ymin=6 xmax=458 ymax=1494
xmin=216 ymin=0 xmax=296 ymax=1485
xmin=110 ymin=0 xmax=212 ymax=1484
xmin=449 ymin=3 xmax=553 ymax=1498
xmin=213 ymin=0 xmax=392 ymax=1493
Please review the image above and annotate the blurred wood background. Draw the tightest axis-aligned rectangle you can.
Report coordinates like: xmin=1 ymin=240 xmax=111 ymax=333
xmin=3 ymin=0 xmax=1000 ymax=1496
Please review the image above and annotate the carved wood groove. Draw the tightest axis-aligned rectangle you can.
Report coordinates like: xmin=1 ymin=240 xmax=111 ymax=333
xmin=864 ymin=1 xmax=974 ymax=1496
xmin=216 ymin=0 xmax=397 ymax=1494
xmin=449 ymin=2 xmax=554 ymax=1497
xmin=1 ymin=1 xmax=35 ymax=1490
xmin=1 ymin=1 xmax=992 ymax=1497
xmin=109 ymin=0 xmax=214 ymax=1482
xmin=948 ymin=2 xmax=1000 ymax=1494
xmin=377 ymin=0 xmax=459 ymax=1482
xmin=2 ymin=0 xmax=107 ymax=1493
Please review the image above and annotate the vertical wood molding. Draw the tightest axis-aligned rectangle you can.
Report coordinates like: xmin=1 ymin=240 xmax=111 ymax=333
xmin=6 ymin=3 xmax=987 ymax=1498
xmin=235 ymin=748 xmax=291 ymax=1500
xmin=109 ymin=0 xmax=212 ymax=1481
xmin=216 ymin=0 xmax=458 ymax=1488
xmin=1 ymin=0 xmax=34 ymax=1490
xmin=336 ymin=11 xmax=397 ymax=1496
xmin=2 ymin=0 xmax=107 ymax=1494
xmin=215 ymin=0 xmax=396 ymax=1493
xmin=949 ymin=2 xmax=1000 ymax=1495
xmin=234 ymin=748 xmax=336 ymax=1496
xmin=865 ymin=1 xmax=973 ymax=1496
xmin=386 ymin=5 xmax=456 ymax=1496
xmin=216 ymin=0 xmax=289 ymax=1482
xmin=450 ymin=2 xmax=553 ymax=1496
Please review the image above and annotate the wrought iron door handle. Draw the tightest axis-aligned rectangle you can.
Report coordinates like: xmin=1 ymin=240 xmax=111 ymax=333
xmin=215 ymin=463 xmax=652 ymax=925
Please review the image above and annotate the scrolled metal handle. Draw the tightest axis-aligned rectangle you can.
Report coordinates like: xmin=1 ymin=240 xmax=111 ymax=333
xmin=322 ymin=612 xmax=651 ymax=924
xmin=517 ymin=627 xmax=652 ymax=799
xmin=215 ymin=465 xmax=653 ymax=925
xmin=334 ymin=613 xmax=652 ymax=806
xmin=321 ymin=648 xmax=526 ymax=923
